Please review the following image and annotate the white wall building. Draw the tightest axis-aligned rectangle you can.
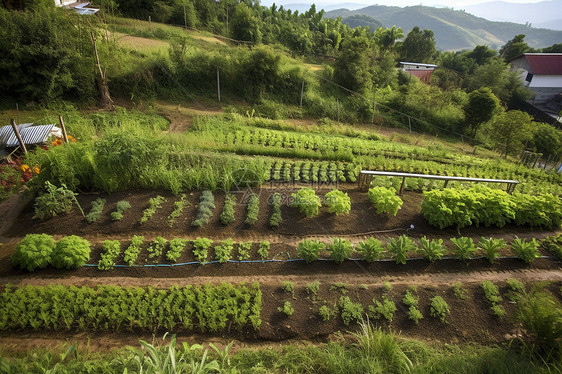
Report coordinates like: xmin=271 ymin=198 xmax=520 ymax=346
xmin=510 ymin=53 xmax=562 ymax=105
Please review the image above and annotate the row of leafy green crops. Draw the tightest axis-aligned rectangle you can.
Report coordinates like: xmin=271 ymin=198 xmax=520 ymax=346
xmin=0 ymin=283 xmax=261 ymax=332
xmin=269 ymin=160 xmax=360 ymax=183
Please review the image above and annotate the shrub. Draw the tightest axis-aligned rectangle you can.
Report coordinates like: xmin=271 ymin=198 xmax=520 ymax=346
xmin=477 ymin=237 xmax=506 ymax=264
xmin=339 ymin=296 xmax=364 ymax=326
xmin=290 ymin=187 xmax=321 ymax=217
xmin=387 ymin=235 xmax=417 ymax=265
xmin=450 ymin=237 xmax=476 ymax=261
xmin=368 ymin=297 xmax=397 ymax=322
xmin=124 ymin=235 xmax=144 ymax=266
xmin=147 ymin=236 xmax=167 ymax=259
xmin=110 ymin=200 xmax=131 ymax=221
xmin=297 ymin=239 xmax=326 ymax=263
xmin=192 ymin=191 xmax=215 ymax=227
xmin=237 ymin=242 xmax=252 ymax=261
xmin=85 ymin=198 xmax=105 ymax=224
xmin=12 ymin=234 xmax=55 ymax=271
xmin=214 ymin=238 xmax=234 ymax=263
xmin=329 ymin=237 xmax=352 ymax=264
xmin=140 ymin=195 xmax=167 ymax=224
xmin=219 ymin=194 xmax=236 ymax=225
xmin=269 ymin=192 xmax=283 ymax=228
xmin=257 ymin=240 xmax=269 ymax=260
xmin=324 ymin=189 xmax=351 ymax=215
xmin=452 ymin=282 xmax=468 ymax=300
xmin=33 ymin=182 xmax=83 ymax=220
xmin=367 ymin=186 xmax=403 ymax=216
xmin=278 ymin=301 xmax=294 ymax=316
xmin=193 ymin=237 xmax=213 ymax=264
xmin=356 ymin=238 xmax=385 ymax=262
xmin=319 ymin=305 xmax=335 ymax=321
xmin=511 ymin=238 xmax=540 ymax=264
xmin=282 ymin=281 xmax=295 ymax=295
xmin=245 ymin=194 xmax=260 ymax=225
xmin=51 ymin=235 xmax=91 ymax=269
xmin=98 ymin=240 xmax=121 ymax=270
xmin=166 ymin=238 xmax=188 ymax=262
xmin=418 ymin=237 xmax=446 ymax=262
xmin=429 ymin=296 xmax=450 ymax=323
xmin=168 ymin=194 xmax=188 ymax=227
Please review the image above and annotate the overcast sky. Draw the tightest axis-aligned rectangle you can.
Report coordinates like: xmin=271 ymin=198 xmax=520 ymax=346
xmin=259 ymin=0 xmax=544 ymax=8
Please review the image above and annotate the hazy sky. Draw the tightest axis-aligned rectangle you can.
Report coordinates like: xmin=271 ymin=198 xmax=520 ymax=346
xmin=260 ymin=0 xmax=545 ymax=8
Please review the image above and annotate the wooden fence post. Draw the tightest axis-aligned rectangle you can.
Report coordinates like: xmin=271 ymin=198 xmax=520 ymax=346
xmin=10 ymin=119 xmax=27 ymax=154
xmin=59 ymin=115 xmax=69 ymax=144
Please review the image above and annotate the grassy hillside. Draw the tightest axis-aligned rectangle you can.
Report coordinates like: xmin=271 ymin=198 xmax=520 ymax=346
xmin=326 ymin=4 xmax=562 ymax=51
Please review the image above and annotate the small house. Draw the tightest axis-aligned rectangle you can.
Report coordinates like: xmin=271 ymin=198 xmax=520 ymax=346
xmin=399 ymin=62 xmax=438 ymax=84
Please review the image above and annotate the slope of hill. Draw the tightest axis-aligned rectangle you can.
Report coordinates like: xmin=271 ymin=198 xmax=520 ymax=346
xmin=325 ymin=4 xmax=562 ymax=51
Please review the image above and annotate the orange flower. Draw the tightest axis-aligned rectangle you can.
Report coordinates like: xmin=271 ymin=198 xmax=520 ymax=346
xmin=19 ymin=164 xmax=31 ymax=173
xmin=33 ymin=166 xmax=40 ymax=174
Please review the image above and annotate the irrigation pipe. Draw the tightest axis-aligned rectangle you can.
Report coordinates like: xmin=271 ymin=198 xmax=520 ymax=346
xmin=278 ymin=225 xmax=415 ymax=237
xmin=82 ymin=255 xmax=557 ymax=268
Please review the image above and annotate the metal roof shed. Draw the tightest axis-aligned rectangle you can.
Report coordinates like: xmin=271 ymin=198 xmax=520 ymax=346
xmin=0 ymin=124 xmax=57 ymax=148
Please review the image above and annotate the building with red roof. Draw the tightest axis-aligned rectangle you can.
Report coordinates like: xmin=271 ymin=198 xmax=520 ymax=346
xmin=400 ymin=62 xmax=438 ymax=84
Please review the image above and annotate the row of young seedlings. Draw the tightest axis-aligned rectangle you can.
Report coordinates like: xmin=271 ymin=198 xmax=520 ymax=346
xmin=297 ymin=235 xmax=543 ymax=264
xmin=270 ymin=161 xmax=359 ymax=183
xmin=277 ymin=278 xmax=531 ymax=326
xmin=98 ymin=236 xmax=272 ymax=269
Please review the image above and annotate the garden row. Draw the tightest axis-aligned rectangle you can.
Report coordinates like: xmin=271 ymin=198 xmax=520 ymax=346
xmin=12 ymin=232 xmax=561 ymax=272
xmin=0 ymin=283 xmax=261 ymax=332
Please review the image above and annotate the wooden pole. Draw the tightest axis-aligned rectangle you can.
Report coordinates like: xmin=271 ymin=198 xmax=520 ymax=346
xmin=408 ymin=117 xmax=412 ymax=133
xmin=337 ymin=98 xmax=340 ymax=123
xmin=59 ymin=115 xmax=69 ymax=144
xmin=10 ymin=119 xmax=27 ymax=154
xmin=217 ymin=68 xmax=221 ymax=102
xmin=91 ymin=31 xmax=114 ymax=110
xmin=372 ymin=100 xmax=375 ymax=123
xmin=299 ymin=80 xmax=304 ymax=107
xmin=183 ymin=5 xmax=187 ymax=29
xmin=16 ymin=103 xmax=19 ymax=126
xmin=149 ymin=16 xmax=151 ymax=29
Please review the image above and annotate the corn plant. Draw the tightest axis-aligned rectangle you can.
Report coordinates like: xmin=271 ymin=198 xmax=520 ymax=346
xmin=219 ymin=194 xmax=236 ymax=225
xmin=429 ymin=296 xmax=450 ymax=323
xmin=124 ymin=235 xmax=144 ymax=266
xmin=387 ymin=235 xmax=417 ymax=265
xmin=291 ymin=187 xmax=321 ymax=217
xmin=324 ymin=189 xmax=351 ymax=215
xmin=85 ymin=198 xmax=105 ymax=224
xmin=297 ymin=239 xmax=326 ymax=263
xmin=329 ymin=237 xmax=352 ymax=264
xmin=140 ymin=195 xmax=167 ymax=224
xmin=245 ymin=194 xmax=260 ymax=225
xmin=418 ymin=237 xmax=446 ymax=262
xmin=356 ymin=238 xmax=385 ymax=262
xmin=257 ymin=240 xmax=270 ymax=260
xmin=193 ymin=237 xmax=213 ymax=264
xmin=477 ymin=237 xmax=506 ymax=264
xmin=166 ymin=238 xmax=188 ymax=262
xmin=450 ymin=237 xmax=476 ymax=261
xmin=511 ymin=237 xmax=540 ymax=264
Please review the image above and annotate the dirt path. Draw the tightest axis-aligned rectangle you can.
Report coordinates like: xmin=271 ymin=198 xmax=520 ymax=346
xmin=156 ymin=102 xmax=222 ymax=132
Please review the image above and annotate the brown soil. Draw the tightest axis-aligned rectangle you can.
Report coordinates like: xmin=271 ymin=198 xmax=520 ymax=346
xmin=0 ymin=187 xmax=561 ymax=351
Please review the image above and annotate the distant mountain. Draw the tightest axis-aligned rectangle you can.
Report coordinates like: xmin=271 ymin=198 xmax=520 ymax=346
xmin=325 ymin=4 xmax=562 ymax=51
xmin=464 ymin=0 xmax=562 ymax=31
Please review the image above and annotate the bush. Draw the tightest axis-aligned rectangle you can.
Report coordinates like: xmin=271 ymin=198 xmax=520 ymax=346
xmin=297 ymin=239 xmax=326 ymax=263
xmin=51 ymin=235 xmax=91 ymax=269
xmin=110 ymin=200 xmax=131 ymax=221
xmin=192 ymin=191 xmax=216 ymax=227
xmin=356 ymin=238 xmax=385 ymax=262
xmin=367 ymin=186 xmax=403 ymax=216
xmin=33 ymin=182 xmax=83 ymax=220
xmin=85 ymin=198 xmax=106 ymax=224
xmin=429 ymin=296 xmax=450 ymax=323
xmin=387 ymin=235 xmax=417 ymax=265
xmin=324 ymin=189 xmax=351 ymax=215
xmin=220 ymin=194 xmax=236 ymax=225
xmin=477 ymin=237 xmax=506 ymax=264
xmin=291 ymin=187 xmax=321 ymax=217
xmin=269 ymin=192 xmax=283 ymax=228
xmin=193 ymin=237 xmax=213 ymax=264
xmin=511 ymin=238 xmax=540 ymax=264
xmin=245 ymin=194 xmax=260 ymax=225
xmin=450 ymin=237 xmax=476 ymax=261
xmin=166 ymin=238 xmax=188 ymax=262
xmin=124 ymin=235 xmax=144 ymax=266
xmin=329 ymin=238 xmax=352 ymax=264
xmin=339 ymin=296 xmax=364 ymax=326
xmin=12 ymin=234 xmax=55 ymax=271
xmin=258 ymin=240 xmax=270 ymax=260
xmin=418 ymin=237 xmax=446 ymax=262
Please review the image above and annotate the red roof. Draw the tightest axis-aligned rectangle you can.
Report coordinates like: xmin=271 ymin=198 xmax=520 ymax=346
xmin=525 ymin=53 xmax=562 ymax=75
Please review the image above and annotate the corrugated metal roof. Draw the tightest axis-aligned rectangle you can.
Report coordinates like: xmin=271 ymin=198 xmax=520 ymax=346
xmin=400 ymin=62 xmax=438 ymax=68
xmin=525 ymin=53 xmax=562 ymax=75
xmin=3 ymin=124 xmax=56 ymax=147
xmin=0 ymin=123 xmax=33 ymax=145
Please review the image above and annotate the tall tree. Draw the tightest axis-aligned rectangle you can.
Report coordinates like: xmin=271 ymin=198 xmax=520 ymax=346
xmin=400 ymin=26 xmax=435 ymax=63
xmin=333 ymin=36 xmax=372 ymax=93
xmin=499 ymin=34 xmax=530 ymax=61
xmin=487 ymin=110 xmax=535 ymax=158
xmin=230 ymin=2 xmax=262 ymax=43
xmin=463 ymin=87 xmax=500 ymax=137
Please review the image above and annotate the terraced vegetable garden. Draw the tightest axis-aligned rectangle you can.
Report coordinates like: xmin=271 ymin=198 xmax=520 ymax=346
xmin=0 ymin=110 xmax=560 ymax=361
